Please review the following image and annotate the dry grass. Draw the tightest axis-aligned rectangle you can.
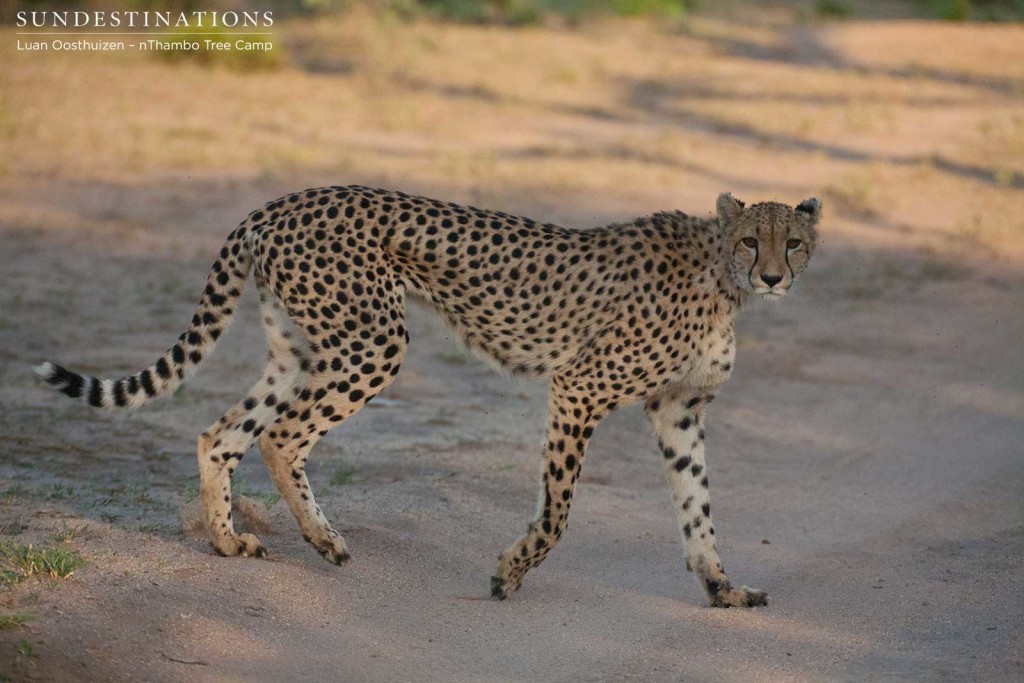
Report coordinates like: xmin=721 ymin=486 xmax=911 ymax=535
xmin=2 ymin=8 xmax=1023 ymax=257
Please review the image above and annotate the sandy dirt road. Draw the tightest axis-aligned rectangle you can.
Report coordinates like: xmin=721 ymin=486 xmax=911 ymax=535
xmin=1 ymin=11 xmax=1023 ymax=682
xmin=0 ymin=174 xmax=1021 ymax=681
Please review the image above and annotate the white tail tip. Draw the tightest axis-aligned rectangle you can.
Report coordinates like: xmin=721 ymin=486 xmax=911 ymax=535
xmin=33 ymin=362 xmax=57 ymax=381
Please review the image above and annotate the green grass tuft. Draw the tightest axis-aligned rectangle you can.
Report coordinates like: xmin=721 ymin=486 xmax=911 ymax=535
xmin=924 ymin=0 xmax=1024 ymax=21
xmin=1 ymin=484 xmax=29 ymax=501
xmin=16 ymin=639 xmax=35 ymax=658
xmin=814 ymin=0 xmax=854 ymax=18
xmin=330 ymin=464 xmax=359 ymax=486
xmin=0 ymin=614 xmax=33 ymax=630
xmin=49 ymin=522 xmax=89 ymax=545
xmin=0 ymin=542 xmax=84 ymax=587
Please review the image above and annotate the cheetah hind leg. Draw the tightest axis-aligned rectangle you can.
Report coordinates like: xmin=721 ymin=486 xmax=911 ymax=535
xmin=194 ymin=286 xmax=312 ymax=559
xmin=196 ymin=357 xmax=303 ymax=559
xmin=231 ymin=284 xmax=350 ymax=565
xmin=198 ymin=430 xmax=268 ymax=559
xmin=258 ymin=346 xmax=406 ymax=566
xmin=259 ymin=430 xmax=351 ymax=565
xmin=257 ymin=332 xmax=407 ymax=565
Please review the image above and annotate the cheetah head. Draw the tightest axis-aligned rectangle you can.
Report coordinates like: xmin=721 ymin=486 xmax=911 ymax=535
xmin=717 ymin=193 xmax=821 ymax=300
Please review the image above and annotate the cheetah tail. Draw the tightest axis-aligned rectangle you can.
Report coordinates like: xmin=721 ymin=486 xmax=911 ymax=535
xmin=33 ymin=227 xmax=254 ymax=411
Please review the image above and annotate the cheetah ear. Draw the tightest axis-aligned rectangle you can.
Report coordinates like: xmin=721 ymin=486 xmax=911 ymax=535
xmin=716 ymin=192 xmax=745 ymax=225
xmin=796 ymin=197 xmax=822 ymax=222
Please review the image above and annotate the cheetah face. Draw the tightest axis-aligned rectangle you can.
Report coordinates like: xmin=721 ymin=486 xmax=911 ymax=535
xmin=717 ymin=193 xmax=821 ymax=299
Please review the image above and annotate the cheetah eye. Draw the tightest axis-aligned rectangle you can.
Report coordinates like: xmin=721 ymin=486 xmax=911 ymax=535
xmin=786 ymin=238 xmax=802 ymax=249
xmin=741 ymin=237 xmax=758 ymax=249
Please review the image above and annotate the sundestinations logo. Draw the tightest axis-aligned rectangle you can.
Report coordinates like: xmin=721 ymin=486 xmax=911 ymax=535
xmin=16 ymin=10 xmax=274 ymax=29
xmin=14 ymin=9 xmax=275 ymax=54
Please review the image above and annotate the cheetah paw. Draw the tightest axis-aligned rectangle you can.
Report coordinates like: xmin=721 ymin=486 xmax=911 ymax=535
xmin=317 ymin=544 xmax=351 ymax=566
xmin=490 ymin=575 xmax=515 ymax=600
xmin=709 ymin=585 xmax=768 ymax=608
xmin=490 ymin=565 xmax=526 ymax=600
xmin=213 ymin=533 xmax=267 ymax=559
xmin=305 ymin=532 xmax=350 ymax=566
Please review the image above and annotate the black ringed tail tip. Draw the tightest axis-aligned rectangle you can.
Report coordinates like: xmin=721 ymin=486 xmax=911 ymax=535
xmin=33 ymin=362 xmax=83 ymax=398
xmin=33 ymin=362 xmax=104 ymax=407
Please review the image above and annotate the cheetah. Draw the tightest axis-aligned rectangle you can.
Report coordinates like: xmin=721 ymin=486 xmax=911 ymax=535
xmin=34 ymin=186 xmax=821 ymax=607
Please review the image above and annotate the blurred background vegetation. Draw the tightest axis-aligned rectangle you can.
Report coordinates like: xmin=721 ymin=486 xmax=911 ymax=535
xmin=3 ymin=0 xmax=1024 ymax=25
xmin=3 ymin=0 xmax=1022 ymax=257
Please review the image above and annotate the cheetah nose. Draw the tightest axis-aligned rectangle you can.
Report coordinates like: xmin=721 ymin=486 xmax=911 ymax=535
xmin=761 ymin=274 xmax=783 ymax=287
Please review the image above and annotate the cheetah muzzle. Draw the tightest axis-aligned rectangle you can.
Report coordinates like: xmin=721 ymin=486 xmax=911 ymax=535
xmin=34 ymin=186 xmax=821 ymax=608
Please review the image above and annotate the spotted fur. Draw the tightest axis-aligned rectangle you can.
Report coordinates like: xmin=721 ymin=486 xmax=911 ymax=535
xmin=34 ymin=186 xmax=820 ymax=606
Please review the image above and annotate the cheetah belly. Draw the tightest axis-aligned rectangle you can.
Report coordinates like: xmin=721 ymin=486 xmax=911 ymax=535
xmin=431 ymin=303 xmax=605 ymax=377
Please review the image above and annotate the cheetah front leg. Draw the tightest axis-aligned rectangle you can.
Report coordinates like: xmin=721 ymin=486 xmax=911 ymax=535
xmin=491 ymin=378 xmax=605 ymax=599
xmin=644 ymin=387 xmax=767 ymax=608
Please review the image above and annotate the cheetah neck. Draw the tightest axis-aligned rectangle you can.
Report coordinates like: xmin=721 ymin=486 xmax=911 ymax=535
xmin=673 ymin=214 xmax=748 ymax=311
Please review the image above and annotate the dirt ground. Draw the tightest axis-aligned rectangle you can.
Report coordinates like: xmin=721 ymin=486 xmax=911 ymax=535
xmin=1 ymin=8 xmax=1023 ymax=682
